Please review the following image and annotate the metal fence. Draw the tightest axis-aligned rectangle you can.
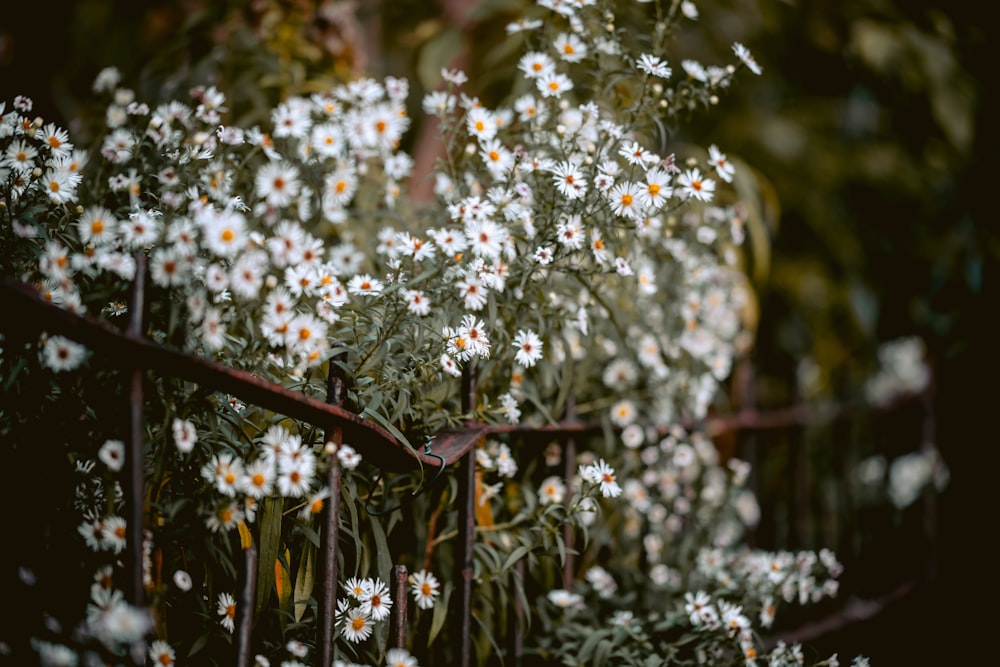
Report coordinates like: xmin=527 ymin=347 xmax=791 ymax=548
xmin=0 ymin=264 xmax=939 ymax=666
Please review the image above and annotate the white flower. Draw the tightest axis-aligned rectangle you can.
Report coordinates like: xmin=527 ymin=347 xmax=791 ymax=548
xmin=677 ymin=168 xmax=716 ymax=202
xmin=409 ymin=569 xmax=441 ymax=610
xmin=41 ymin=335 xmax=87 ymax=372
xmin=512 ymin=329 xmax=543 ymax=367
xmin=637 ymin=54 xmax=672 ymax=78
xmin=98 ymin=439 xmax=125 ymax=472
xmin=732 ymin=42 xmax=763 ymax=75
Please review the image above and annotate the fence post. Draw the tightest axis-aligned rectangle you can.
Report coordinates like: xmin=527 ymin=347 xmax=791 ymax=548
xmin=236 ymin=546 xmax=258 ymax=667
xmin=319 ymin=347 xmax=348 ymax=667
xmin=390 ymin=563 xmax=409 ymax=649
xmin=124 ymin=252 xmax=147 ymax=611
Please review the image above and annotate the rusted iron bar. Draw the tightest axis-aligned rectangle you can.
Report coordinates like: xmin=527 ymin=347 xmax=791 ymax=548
xmin=319 ymin=351 xmax=347 ymax=667
xmin=389 ymin=563 xmax=409 ymax=649
xmin=454 ymin=363 xmax=478 ymax=667
xmin=124 ymin=253 xmax=147 ymax=667
xmin=761 ymin=576 xmax=924 ymax=652
xmin=125 ymin=253 xmax=147 ymax=611
xmin=0 ymin=281 xmax=447 ymax=471
xmin=236 ymin=545 xmax=258 ymax=667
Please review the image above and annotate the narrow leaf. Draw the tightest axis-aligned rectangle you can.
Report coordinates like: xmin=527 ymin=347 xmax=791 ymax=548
xmin=294 ymin=543 xmax=316 ymax=623
xmin=256 ymin=496 xmax=283 ymax=613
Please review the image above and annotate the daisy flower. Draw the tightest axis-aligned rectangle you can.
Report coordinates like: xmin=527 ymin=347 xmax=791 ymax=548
xmin=732 ymin=42 xmax=763 ymax=75
xmin=464 ymin=219 xmax=506 ymax=261
xmin=172 ymin=417 xmax=197 ymax=453
xmin=242 ymin=459 xmax=275 ymax=498
xmin=440 ymin=353 xmax=461 ymax=377
xmin=479 ymin=138 xmax=515 ymax=179
xmin=148 ymin=640 xmax=176 ymax=666
xmin=173 ymin=570 xmax=192 ymax=591
xmin=533 ymin=245 xmax=554 ymax=265
xmin=708 ymin=144 xmax=735 ymax=182
xmin=337 ymin=444 xmax=363 ymax=470
xmin=609 ymin=399 xmax=638 ymax=426
xmin=201 ymin=210 xmax=247 ymax=258
xmin=538 ymin=476 xmax=566 ymax=505
xmin=98 ymin=439 xmax=125 ymax=472
xmin=255 ymin=162 xmax=301 ymax=208
xmin=550 ymin=160 xmax=587 ymax=199
xmin=457 ymin=272 xmax=488 ymax=311
xmin=398 ymin=232 xmax=436 ymax=261
xmin=677 ymin=168 xmax=715 ymax=202
xmin=429 ymin=227 xmax=468 ymax=257
xmin=608 ymin=181 xmax=643 ymax=219
xmin=466 ymin=107 xmax=498 ymax=141
xmin=547 ymin=589 xmax=583 ymax=609
xmin=277 ymin=461 xmax=314 ymax=498
xmin=206 ymin=502 xmax=243 ymax=534
xmin=341 ymin=608 xmax=373 ymax=643
xmin=404 ymin=289 xmax=431 ymax=316
xmin=344 ymin=577 xmax=370 ymax=600
xmin=311 ymin=122 xmax=344 ymax=158
xmin=359 ymin=578 xmax=393 ymax=621
xmin=422 ymin=90 xmax=456 ymax=116
xmin=150 ymin=247 xmax=187 ymax=288
xmin=640 ymin=167 xmax=673 ymax=210
xmin=217 ymin=592 xmax=237 ymax=633
xmin=512 ymin=329 xmax=543 ymax=367
xmin=409 ymin=570 xmax=441 ymax=610
xmin=347 ymin=274 xmax=384 ymax=296
xmin=537 ymin=72 xmax=574 ymax=98
xmin=554 ymin=32 xmax=587 ymax=62
xmin=101 ymin=515 xmax=128 ymax=553
xmin=41 ymin=335 xmax=88 ymax=372
xmin=43 ymin=169 xmax=79 ymax=204
xmin=637 ymin=53 xmax=672 ymax=78
xmin=323 ymin=164 xmax=358 ymax=209
xmin=580 ymin=459 xmax=622 ymax=498
xmin=681 ymin=59 xmax=708 ymax=82
xmin=76 ymin=206 xmax=118 ymax=246
xmin=518 ymin=51 xmax=556 ymax=79
xmin=385 ymin=648 xmax=419 ymax=667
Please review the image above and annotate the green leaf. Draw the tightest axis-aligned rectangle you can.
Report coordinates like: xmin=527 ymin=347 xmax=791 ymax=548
xmin=256 ymin=496 xmax=283 ymax=613
xmin=293 ymin=543 xmax=315 ymax=623
xmin=368 ymin=513 xmax=393 ymax=587
xmin=428 ymin=580 xmax=452 ymax=646
xmin=502 ymin=545 xmax=530 ymax=574
xmin=361 ymin=406 xmax=413 ymax=452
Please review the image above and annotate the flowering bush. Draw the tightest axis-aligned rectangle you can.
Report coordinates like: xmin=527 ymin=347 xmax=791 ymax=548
xmin=1 ymin=1 xmax=876 ymax=666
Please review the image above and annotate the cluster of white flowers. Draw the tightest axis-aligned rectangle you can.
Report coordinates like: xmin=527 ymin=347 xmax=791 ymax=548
xmin=864 ymin=336 xmax=931 ymax=406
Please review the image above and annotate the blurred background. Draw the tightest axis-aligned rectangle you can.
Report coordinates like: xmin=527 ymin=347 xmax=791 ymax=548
xmin=3 ymin=0 xmax=992 ymax=662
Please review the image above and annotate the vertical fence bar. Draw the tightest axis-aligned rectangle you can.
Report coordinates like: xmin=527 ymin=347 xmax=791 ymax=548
xmin=454 ymin=363 xmax=477 ymax=667
xmin=123 ymin=253 xmax=148 ymax=667
xmin=319 ymin=349 xmax=347 ymax=667
xmin=236 ymin=545 xmax=258 ymax=667
xmin=125 ymin=253 xmax=147 ymax=611
xmin=390 ymin=563 xmax=409 ymax=649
